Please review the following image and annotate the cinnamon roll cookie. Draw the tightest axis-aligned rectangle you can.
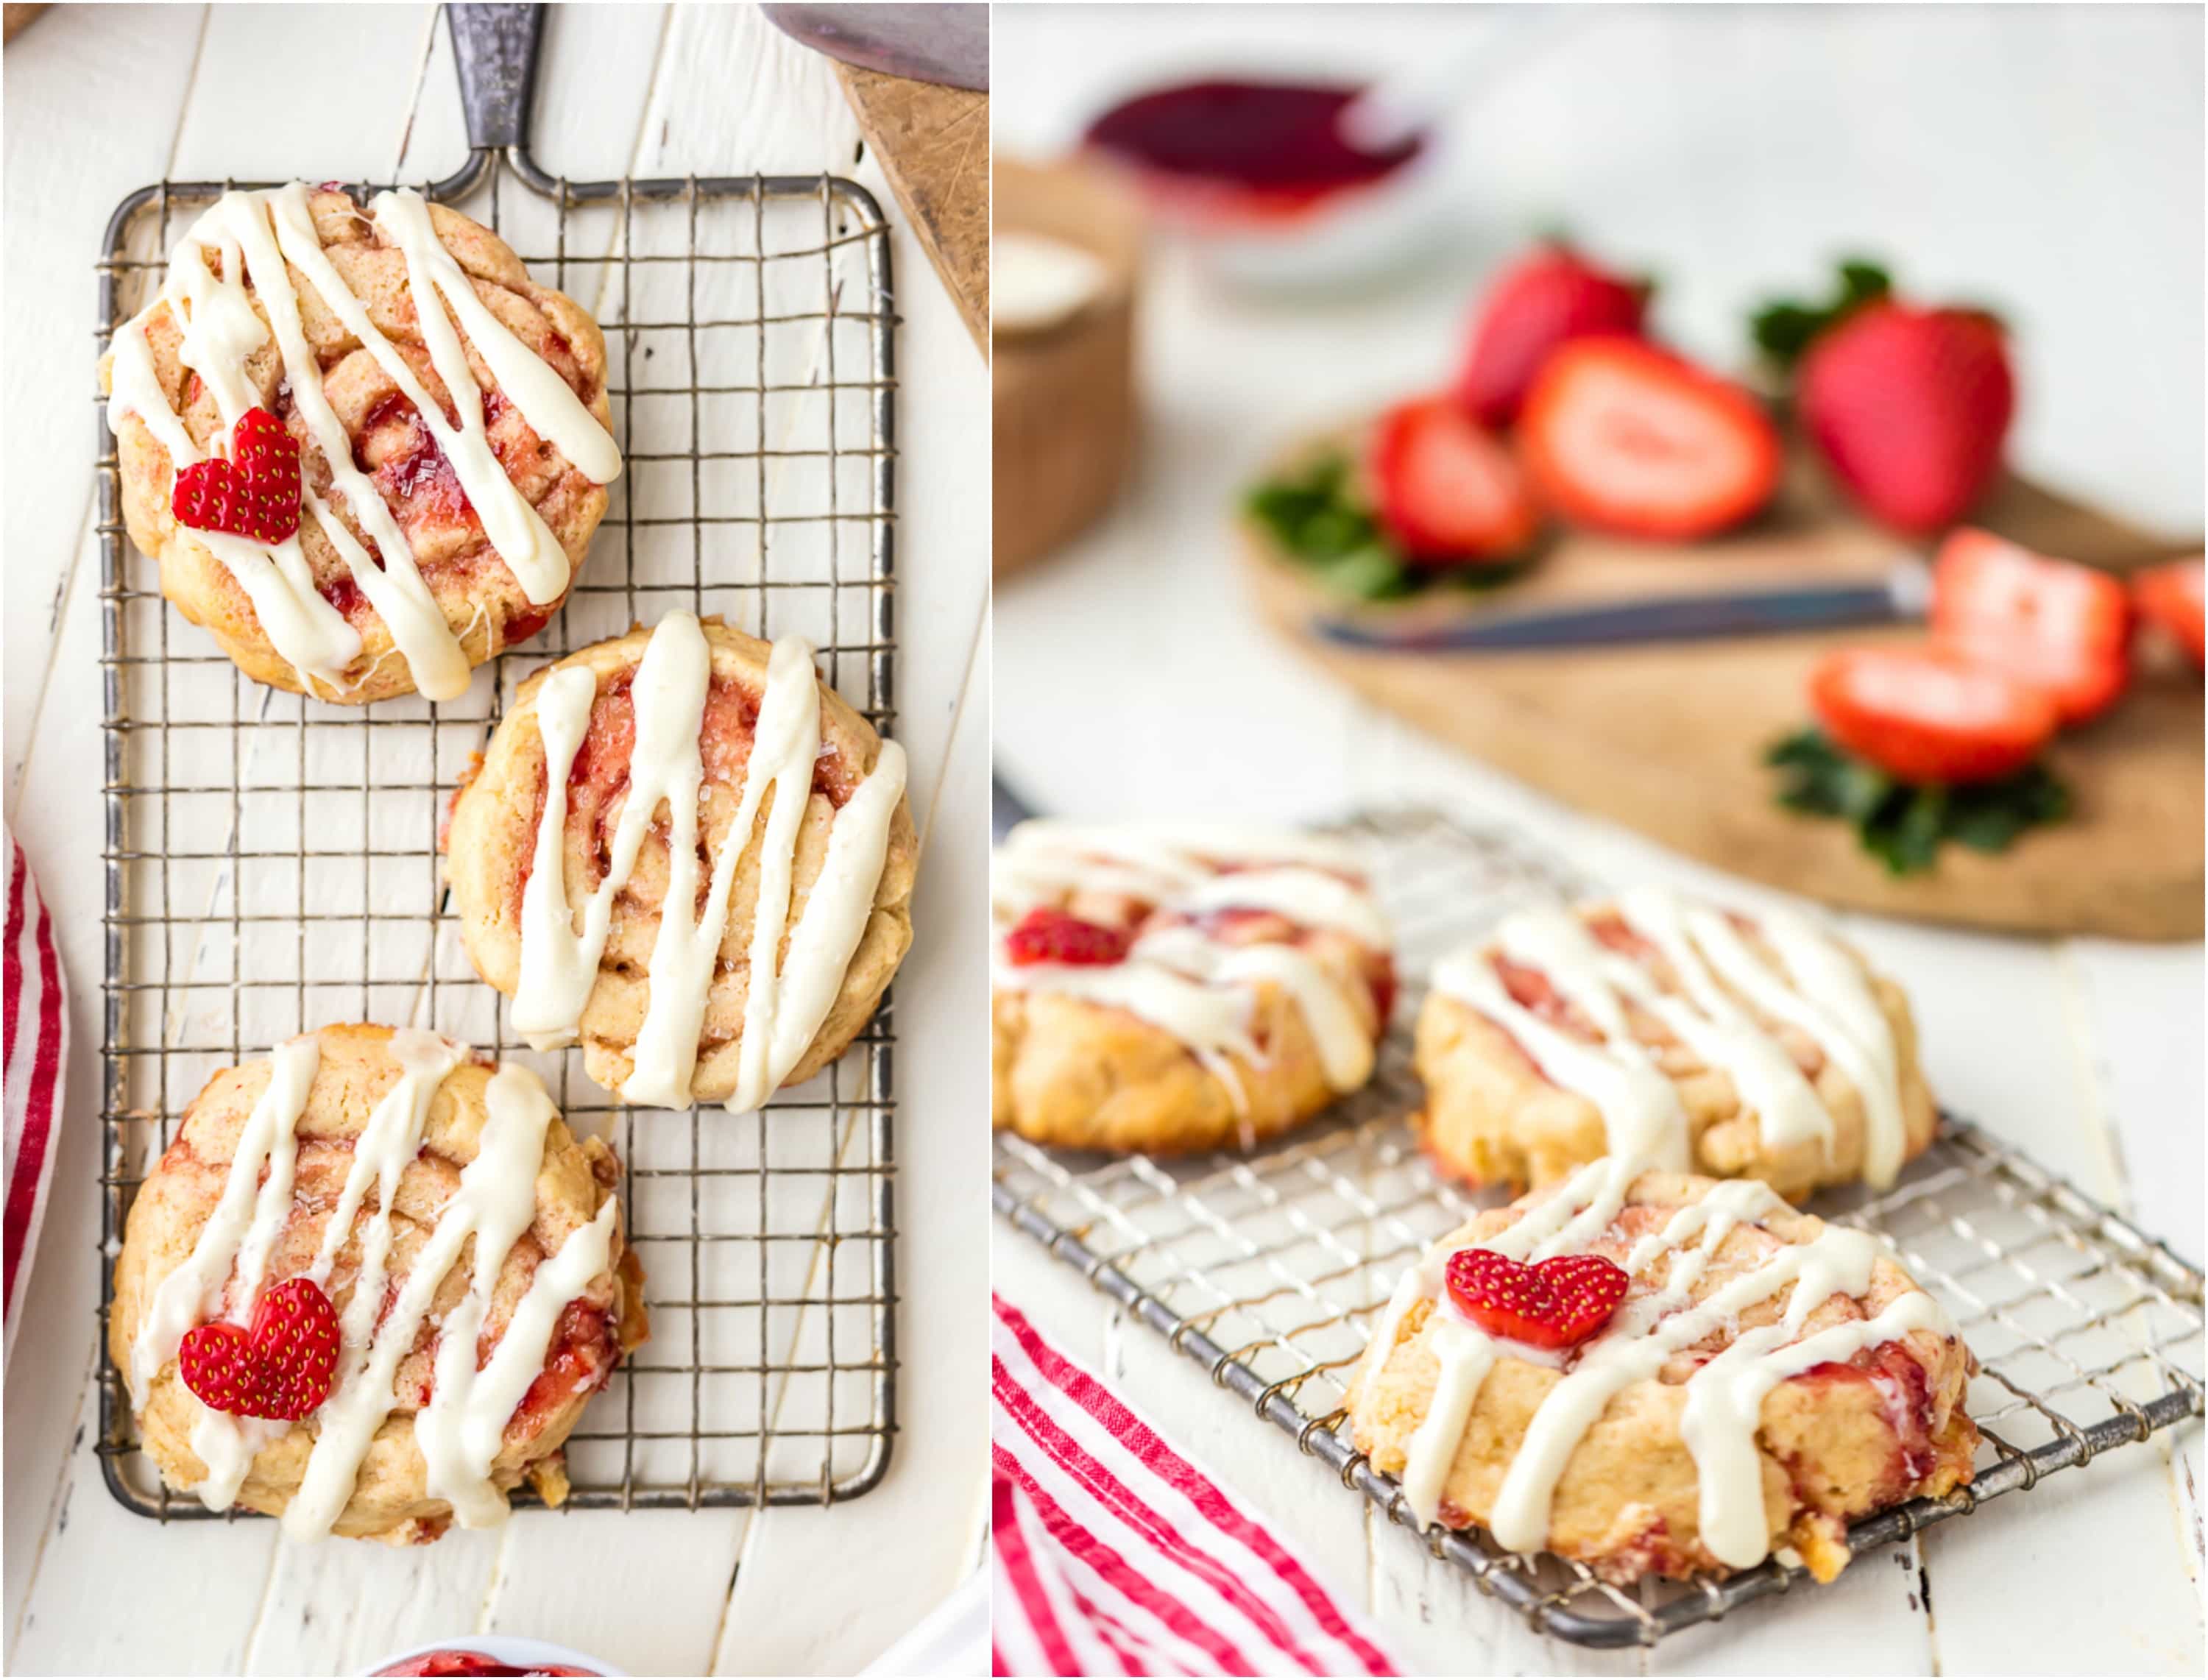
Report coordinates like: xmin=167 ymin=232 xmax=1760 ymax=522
xmin=992 ymin=820 xmax=1395 ymax=1153
xmin=102 ymin=182 xmax=620 ymax=703
xmin=1415 ymin=891 xmax=1938 ymax=1199
xmin=444 ymin=611 xmax=916 ymax=1111
xmin=1348 ymin=1166 xmax=1977 ymax=1584
xmin=110 ymin=1024 xmax=648 ymax=1544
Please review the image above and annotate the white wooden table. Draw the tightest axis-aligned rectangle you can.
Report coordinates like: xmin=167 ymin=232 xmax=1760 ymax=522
xmin=2 ymin=6 xmax=989 ymax=1674
xmin=992 ymin=6 xmax=2204 ymax=1674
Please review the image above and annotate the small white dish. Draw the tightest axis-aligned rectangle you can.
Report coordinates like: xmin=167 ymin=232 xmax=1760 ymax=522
xmin=363 ymin=1635 xmax=625 ymax=1677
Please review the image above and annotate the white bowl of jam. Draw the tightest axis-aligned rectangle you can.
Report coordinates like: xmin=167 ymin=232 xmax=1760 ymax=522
xmin=366 ymin=1637 xmax=622 ymax=1677
xmin=1080 ymin=76 xmax=1451 ymax=288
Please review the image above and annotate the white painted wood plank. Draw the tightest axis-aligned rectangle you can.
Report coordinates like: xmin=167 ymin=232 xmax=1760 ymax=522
xmin=247 ymin=1528 xmax=506 ymax=1677
xmin=1 ymin=0 xmax=206 ymax=809
xmin=0 ymin=1 xmax=213 ymax=1646
xmin=715 ymin=629 xmax=993 ymax=1676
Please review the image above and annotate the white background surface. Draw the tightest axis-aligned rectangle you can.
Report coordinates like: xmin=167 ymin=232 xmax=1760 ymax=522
xmin=2 ymin=5 xmax=989 ymax=1675
xmin=994 ymin=4 xmax=2204 ymax=1674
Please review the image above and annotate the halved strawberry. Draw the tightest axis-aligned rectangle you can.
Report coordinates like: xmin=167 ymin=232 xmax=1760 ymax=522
xmin=1454 ymin=243 xmax=1649 ymax=428
xmin=1930 ymin=528 xmax=2131 ymax=724
xmin=1445 ymin=1248 xmax=1630 ymax=1350
xmin=2133 ymin=558 xmax=2205 ymax=670
xmin=1517 ymin=340 xmax=1782 ymax=540
xmin=171 ymin=406 xmax=303 ymax=545
xmin=1368 ymin=396 xmax=1541 ymax=565
xmin=178 ymin=1275 xmax=342 ymax=1421
xmin=1002 ymin=907 xmax=1132 ymax=966
xmin=1810 ymin=645 xmax=2058 ymax=785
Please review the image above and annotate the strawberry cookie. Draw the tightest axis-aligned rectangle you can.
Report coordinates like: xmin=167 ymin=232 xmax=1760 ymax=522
xmin=443 ymin=612 xmax=916 ymax=1112
xmin=993 ymin=820 xmax=1395 ymax=1153
xmin=1415 ymin=891 xmax=1936 ymax=1199
xmin=102 ymin=183 xmax=620 ymax=703
xmin=1348 ymin=1166 xmax=1977 ymax=1584
xmin=110 ymin=1024 xmax=648 ymax=1543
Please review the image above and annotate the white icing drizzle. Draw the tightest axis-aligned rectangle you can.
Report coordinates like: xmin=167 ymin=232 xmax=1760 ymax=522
xmin=135 ymin=1035 xmax=321 ymax=1509
xmin=1485 ymin=1217 xmax=1885 ymax=1553
xmin=1374 ymin=1156 xmax=1956 ymax=1562
xmin=1433 ymin=934 xmax=1692 ymax=1173
xmin=105 ymin=184 xmax=620 ymax=700
xmin=992 ymin=820 xmax=1366 ymax=921
xmin=1376 ymin=892 xmax=1942 ymax=1562
xmin=1681 ymin=1285 xmax=1954 ymax=1567
xmin=131 ymin=1036 xmax=322 ymax=1403
xmin=513 ymin=611 xmax=908 ymax=1113
xmin=410 ymin=1067 xmax=618 ymax=1530
xmin=126 ymin=1032 xmax=620 ymax=1539
xmin=1432 ymin=888 xmax=1908 ymax=1181
xmin=283 ymin=1060 xmax=611 ymax=1539
xmin=1369 ymin=901 xmax=1952 ymax=1567
xmin=991 ymin=821 xmax=1387 ymax=1113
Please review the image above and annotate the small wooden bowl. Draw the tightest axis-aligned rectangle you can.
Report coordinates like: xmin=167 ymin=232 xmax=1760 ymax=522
xmin=993 ymin=156 xmax=1144 ymax=580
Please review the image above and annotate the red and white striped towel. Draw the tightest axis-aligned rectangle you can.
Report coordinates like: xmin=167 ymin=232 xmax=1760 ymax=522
xmin=4 ymin=832 xmax=67 ymax=1366
xmin=991 ymin=1295 xmax=1400 ymax=1678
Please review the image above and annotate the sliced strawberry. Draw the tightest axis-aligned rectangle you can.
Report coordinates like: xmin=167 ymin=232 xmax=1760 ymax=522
xmin=1930 ymin=528 xmax=2131 ymax=724
xmin=1454 ymin=243 xmax=1649 ymax=428
xmin=2134 ymin=558 xmax=2205 ymax=670
xmin=1445 ymin=1248 xmax=1630 ymax=1350
xmin=1369 ymin=396 xmax=1541 ymax=566
xmin=1517 ymin=340 xmax=1782 ymax=540
xmin=171 ymin=406 xmax=303 ymax=545
xmin=1809 ymin=645 xmax=2057 ymax=786
xmin=1002 ymin=907 xmax=1132 ymax=967
xmin=1797 ymin=300 xmax=2014 ymax=534
xmin=178 ymin=1275 xmax=342 ymax=1422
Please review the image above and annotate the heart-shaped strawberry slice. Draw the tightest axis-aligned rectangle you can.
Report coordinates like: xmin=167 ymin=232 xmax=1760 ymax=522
xmin=171 ymin=406 xmax=302 ymax=545
xmin=1445 ymin=1247 xmax=1630 ymax=1350
xmin=178 ymin=1275 xmax=342 ymax=1420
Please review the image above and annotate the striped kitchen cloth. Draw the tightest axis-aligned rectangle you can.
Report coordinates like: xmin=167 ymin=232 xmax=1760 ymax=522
xmin=991 ymin=1294 xmax=1401 ymax=1678
xmin=4 ymin=830 xmax=67 ymax=1366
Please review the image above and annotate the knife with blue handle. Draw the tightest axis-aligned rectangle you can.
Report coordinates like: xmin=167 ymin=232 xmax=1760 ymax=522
xmin=1313 ymin=560 xmax=1932 ymax=652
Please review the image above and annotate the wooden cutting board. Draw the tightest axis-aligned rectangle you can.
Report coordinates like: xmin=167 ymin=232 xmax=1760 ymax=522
xmin=834 ymin=63 xmax=987 ymax=352
xmin=1241 ymin=428 xmax=2205 ymax=940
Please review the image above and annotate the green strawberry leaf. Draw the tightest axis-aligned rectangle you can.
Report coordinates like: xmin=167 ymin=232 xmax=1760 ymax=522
xmin=1750 ymin=258 xmax=1894 ymax=372
xmin=1763 ymin=727 xmax=2067 ymax=875
xmin=1245 ymin=454 xmax=1416 ymax=602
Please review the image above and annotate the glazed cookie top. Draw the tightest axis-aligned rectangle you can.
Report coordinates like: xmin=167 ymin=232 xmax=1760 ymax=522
xmin=104 ymin=183 xmax=621 ymax=701
xmin=1433 ymin=889 xmax=1914 ymax=1188
xmin=113 ymin=1024 xmax=633 ymax=1541
xmin=992 ymin=820 xmax=1394 ymax=1110
xmin=1356 ymin=1163 xmax=1959 ymax=1568
xmin=449 ymin=610 xmax=914 ymax=1113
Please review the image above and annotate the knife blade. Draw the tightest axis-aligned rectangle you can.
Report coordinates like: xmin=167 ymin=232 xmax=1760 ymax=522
xmin=1313 ymin=561 xmax=1931 ymax=653
xmin=760 ymin=4 xmax=988 ymax=91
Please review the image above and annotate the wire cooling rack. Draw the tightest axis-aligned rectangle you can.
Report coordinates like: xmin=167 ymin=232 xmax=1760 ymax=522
xmin=96 ymin=34 xmax=899 ymax=1519
xmin=992 ymin=807 xmax=2207 ymax=1648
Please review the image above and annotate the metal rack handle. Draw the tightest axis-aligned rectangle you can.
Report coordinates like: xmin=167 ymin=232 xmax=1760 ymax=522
xmin=447 ymin=3 xmax=545 ymax=154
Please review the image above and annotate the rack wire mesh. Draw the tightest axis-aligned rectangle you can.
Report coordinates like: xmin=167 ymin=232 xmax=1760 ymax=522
xmin=991 ymin=807 xmax=2207 ymax=1648
xmin=96 ymin=146 xmax=900 ymax=1518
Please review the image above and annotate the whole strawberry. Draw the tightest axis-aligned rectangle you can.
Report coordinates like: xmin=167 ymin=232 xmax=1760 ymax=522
xmin=1755 ymin=260 xmax=2015 ymax=534
xmin=1454 ymin=242 xmax=1649 ymax=428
